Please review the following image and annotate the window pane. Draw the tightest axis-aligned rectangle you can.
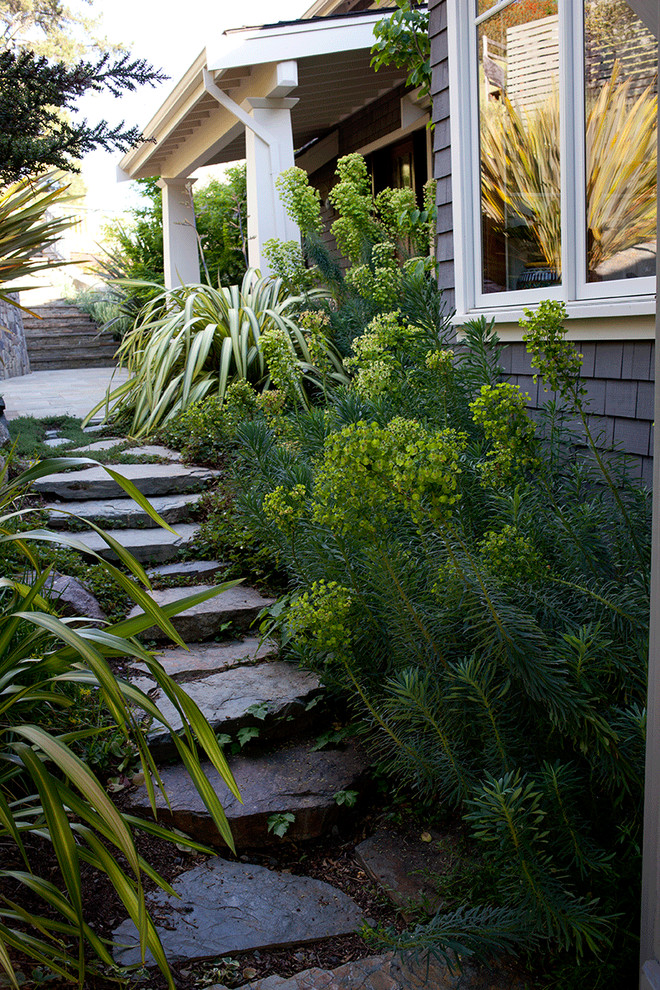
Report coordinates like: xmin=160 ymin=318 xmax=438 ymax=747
xmin=478 ymin=1 xmax=561 ymax=293
xmin=585 ymin=0 xmax=657 ymax=283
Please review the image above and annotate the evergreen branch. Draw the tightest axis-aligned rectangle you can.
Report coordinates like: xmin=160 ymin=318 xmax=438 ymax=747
xmin=367 ymin=903 xmax=539 ymax=971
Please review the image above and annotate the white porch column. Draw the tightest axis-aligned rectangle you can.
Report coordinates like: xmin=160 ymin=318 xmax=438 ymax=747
xmin=157 ymin=177 xmax=200 ymax=289
xmin=243 ymin=97 xmax=300 ymax=274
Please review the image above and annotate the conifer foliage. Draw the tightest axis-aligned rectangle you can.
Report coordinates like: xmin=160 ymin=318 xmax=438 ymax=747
xmin=0 ymin=49 xmax=166 ymax=184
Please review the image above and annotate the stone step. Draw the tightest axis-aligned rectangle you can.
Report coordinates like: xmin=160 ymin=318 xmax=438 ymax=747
xmin=28 ymin=344 xmax=117 ymax=361
xmin=32 ymin=463 xmax=218 ymax=500
xmin=113 ymin=857 xmax=363 ymax=969
xmin=67 ymin=522 xmax=199 ymax=564
xmin=25 ymin=340 xmax=116 ymax=353
xmin=46 ymin=492 xmax=203 ymax=530
xmin=22 ymin=304 xmax=93 ymax=317
xmin=126 ymin=583 xmax=273 ymax=642
xmin=146 ymin=559 xmax=223 ymax=583
xmin=130 ymin=657 xmax=318 ymax=753
xmin=209 ymin=953 xmax=459 ymax=990
xmin=25 ymin=330 xmax=111 ymax=347
xmin=126 ymin=740 xmax=369 ymax=849
xmin=23 ymin=318 xmax=99 ymax=331
xmin=25 ymin=345 xmax=116 ymax=357
xmin=23 ymin=310 xmax=96 ymax=323
xmin=28 ymin=356 xmax=117 ymax=371
xmin=132 ymin=635 xmax=277 ymax=682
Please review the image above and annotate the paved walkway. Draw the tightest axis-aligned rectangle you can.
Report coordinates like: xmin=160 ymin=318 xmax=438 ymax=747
xmin=0 ymin=368 xmax=129 ymax=421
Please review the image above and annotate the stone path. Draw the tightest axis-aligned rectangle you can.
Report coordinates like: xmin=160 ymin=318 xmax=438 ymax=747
xmin=0 ymin=367 xmax=129 ymax=420
xmin=38 ymin=448 xmax=376 ymax=980
xmin=31 ymin=421 xmax=520 ymax=989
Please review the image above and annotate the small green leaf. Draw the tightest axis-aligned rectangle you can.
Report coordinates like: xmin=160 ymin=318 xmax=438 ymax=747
xmin=267 ymin=812 xmax=295 ymax=838
xmin=237 ymin=726 xmax=261 ymax=747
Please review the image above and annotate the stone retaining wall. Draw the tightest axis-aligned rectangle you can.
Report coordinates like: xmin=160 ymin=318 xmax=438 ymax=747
xmin=0 ymin=295 xmax=30 ymax=380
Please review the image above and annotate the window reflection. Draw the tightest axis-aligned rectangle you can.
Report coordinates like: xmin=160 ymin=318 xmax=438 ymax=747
xmin=584 ymin=0 xmax=657 ymax=283
xmin=478 ymin=1 xmax=561 ymax=294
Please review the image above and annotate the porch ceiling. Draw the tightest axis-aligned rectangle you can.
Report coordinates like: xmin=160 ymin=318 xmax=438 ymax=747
xmin=118 ymin=12 xmax=408 ymax=182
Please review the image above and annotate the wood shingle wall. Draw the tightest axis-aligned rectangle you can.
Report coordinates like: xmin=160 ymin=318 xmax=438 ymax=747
xmin=430 ymin=0 xmax=454 ymax=310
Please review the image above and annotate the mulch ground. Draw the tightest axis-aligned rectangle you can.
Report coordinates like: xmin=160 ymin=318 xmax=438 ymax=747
xmin=1 ymin=802 xmax=541 ymax=990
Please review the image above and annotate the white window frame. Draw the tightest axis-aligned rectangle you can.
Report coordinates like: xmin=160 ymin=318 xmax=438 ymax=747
xmin=447 ymin=0 xmax=657 ymax=323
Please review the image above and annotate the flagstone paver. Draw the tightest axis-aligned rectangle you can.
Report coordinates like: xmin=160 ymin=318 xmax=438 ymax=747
xmin=69 ymin=522 xmax=199 ymax=563
xmin=46 ymin=492 xmax=203 ymax=529
xmin=125 ymin=740 xmax=369 ymax=848
xmin=126 ymin=584 xmax=274 ymax=641
xmin=121 ymin=444 xmax=181 ymax=460
xmin=112 ymin=858 xmax=364 ymax=968
xmin=32 ymin=462 xmax=218 ymax=499
xmin=133 ymin=636 xmax=277 ymax=681
xmin=207 ymin=953 xmax=454 ymax=990
xmin=70 ymin=439 xmax=125 ymax=453
xmin=354 ymin=830 xmax=446 ymax=918
xmin=146 ymin=559 xmax=224 ymax=582
xmin=131 ymin=660 xmax=320 ymax=752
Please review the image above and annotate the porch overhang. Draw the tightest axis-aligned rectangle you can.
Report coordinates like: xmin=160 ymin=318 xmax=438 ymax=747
xmin=117 ymin=11 xmax=408 ymax=183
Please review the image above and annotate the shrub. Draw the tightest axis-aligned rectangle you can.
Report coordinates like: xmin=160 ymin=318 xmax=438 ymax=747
xmin=85 ymin=269 xmax=347 ymax=436
xmin=223 ymin=302 xmax=650 ymax=982
xmin=263 ymin=155 xmax=438 ymax=356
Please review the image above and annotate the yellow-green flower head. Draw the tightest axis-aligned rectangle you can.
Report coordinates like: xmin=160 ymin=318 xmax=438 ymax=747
xmin=313 ymin=418 xmax=465 ymax=538
xmin=262 ymin=484 xmax=308 ymax=535
xmin=470 ymin=383 xmax=538 ymax=488
xmin=478 ymin=525 xmax=544 ymax=584
xmin=425 ymin=349 xmax=454 ymax=373
xmin=288 ymin=580 xmax=354 ymax=655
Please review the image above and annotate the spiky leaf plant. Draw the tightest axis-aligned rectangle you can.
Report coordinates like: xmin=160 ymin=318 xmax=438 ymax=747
xmin=0 ymin=173 xmax=72 ymax=305
xmin=84 ymin=269 xmax=346 ymax=436
xmin=0 ymin=455 xmax=239 ymax=988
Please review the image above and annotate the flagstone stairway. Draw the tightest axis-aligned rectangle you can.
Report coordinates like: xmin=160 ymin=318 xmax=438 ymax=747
xmin=33 ymin=447 xmax=383 ymax=982
xmin=22 ymin=302 xmax=118 ymax=370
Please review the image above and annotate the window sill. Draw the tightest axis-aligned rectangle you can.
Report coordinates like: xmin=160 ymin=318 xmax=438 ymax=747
xmin=452 ymin=296 xmax=656 ymax=341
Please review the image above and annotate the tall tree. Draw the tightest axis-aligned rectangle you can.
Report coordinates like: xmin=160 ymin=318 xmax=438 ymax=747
xmin=0 ymin=49 xmax=166 ymax=184
xmin=0 ymin=0 xmax=120 ymax=61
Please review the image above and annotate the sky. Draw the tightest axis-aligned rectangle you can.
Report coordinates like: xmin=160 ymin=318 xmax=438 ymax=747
xmin=73 ymin=0 xmax=309 ymax=223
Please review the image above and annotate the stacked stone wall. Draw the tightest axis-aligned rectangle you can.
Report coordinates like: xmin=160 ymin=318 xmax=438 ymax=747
xmin=0 ymin=295 xmax=30 ymax=380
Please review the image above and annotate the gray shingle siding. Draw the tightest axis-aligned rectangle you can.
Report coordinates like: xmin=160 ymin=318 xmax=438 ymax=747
xmin=429 ymin=0 xmax=454 ymax=307
xmin=504 ymin=341 xmax=655 ymax=479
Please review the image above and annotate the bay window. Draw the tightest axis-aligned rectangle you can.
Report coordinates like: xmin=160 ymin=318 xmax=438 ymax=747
xmin=448 ymin=0 xmax=657 ymax=319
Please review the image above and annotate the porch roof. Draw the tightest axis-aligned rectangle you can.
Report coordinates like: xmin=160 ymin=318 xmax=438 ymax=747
xmin=118 ymin=9 xmax=408 ymax=182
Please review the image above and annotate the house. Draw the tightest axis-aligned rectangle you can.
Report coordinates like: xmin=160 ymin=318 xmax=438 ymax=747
xmin=428 ymin=2 xmax=657 ymax=986
xmin=119 ymin=0 xmax=657 ymax=483
xmin=430 ymin=0 xmax=657 ymax=486
xmin=117 ymin=0 xmax=432 ymax=287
